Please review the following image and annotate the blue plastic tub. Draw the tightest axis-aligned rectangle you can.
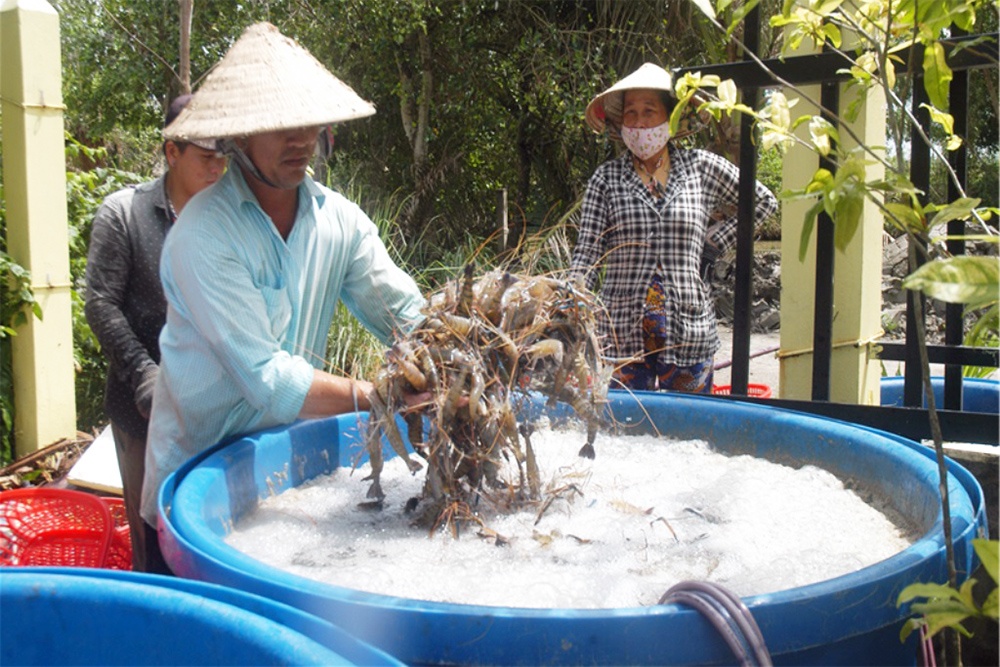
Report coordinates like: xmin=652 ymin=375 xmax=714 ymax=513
xmin=0 ymin=567 xmax=401 ymax=665
xmin=159 ymin=391 xmax=986 ymax=666
xmin=881 ymin=376 xmax=999 ymax=413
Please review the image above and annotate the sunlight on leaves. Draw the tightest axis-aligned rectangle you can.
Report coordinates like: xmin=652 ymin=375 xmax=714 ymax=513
xmin=922 ymin=42 xmax=953 ymax=111
xmin=927 ymin=197 xmax=982 ymax=227
xmin=717 ymin=79 xmax=738 ymax=106
xmin=903 ymin=256 xmax=1000 ymax=308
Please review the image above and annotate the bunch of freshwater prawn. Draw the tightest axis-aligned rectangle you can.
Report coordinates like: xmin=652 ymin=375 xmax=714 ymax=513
xmin=363 ymin=265 xmax=612 ymax=535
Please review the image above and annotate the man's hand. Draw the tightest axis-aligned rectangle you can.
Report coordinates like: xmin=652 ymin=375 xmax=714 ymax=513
xmin=135 ymin=365 xmax=159 ymax=420
xmin=399 ymin=388 xmax=434 ymax=412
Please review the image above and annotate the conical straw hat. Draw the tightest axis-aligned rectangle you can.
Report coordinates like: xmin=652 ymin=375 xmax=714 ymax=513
xmin=584 ymin=62 xmax=674 ymax=134
xmin=165 ymin=22 xmax=376 ymax=141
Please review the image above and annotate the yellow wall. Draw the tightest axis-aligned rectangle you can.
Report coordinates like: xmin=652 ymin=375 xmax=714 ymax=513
xmin=778 ymin=58 xmax=886 ymax=405
xmin=2 ymin=0 xmax=78 ymax=454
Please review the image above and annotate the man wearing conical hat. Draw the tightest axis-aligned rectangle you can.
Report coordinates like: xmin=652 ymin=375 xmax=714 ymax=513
xmin=139 ymin=23 xmax=426 ymax=571
xmin=571 ymin=63 xmax=777 ymax=395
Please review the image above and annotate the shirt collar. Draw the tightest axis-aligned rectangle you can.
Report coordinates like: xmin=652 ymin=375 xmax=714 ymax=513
xmin=227 ymin=165 xmax=327 ymax=210
xmin=144 ymin=174 xmax=172 ymax=222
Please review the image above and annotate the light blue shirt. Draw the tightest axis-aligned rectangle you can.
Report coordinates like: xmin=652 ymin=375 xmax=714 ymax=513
xmin=140 ymin=167 xmax=424 ymax=523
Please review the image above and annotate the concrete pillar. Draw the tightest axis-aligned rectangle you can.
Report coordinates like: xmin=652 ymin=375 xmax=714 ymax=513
xmin=1 ymin=0 xmax=78 ymax=454
xmin=778 ymin=47 xmax=886 ymax=404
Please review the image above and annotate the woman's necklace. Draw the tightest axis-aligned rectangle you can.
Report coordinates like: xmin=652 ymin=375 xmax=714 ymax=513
xmin=163 ymin=178 xmax=179 ymax=225
xmin=633 ymin=151 xmax=669 ymax=197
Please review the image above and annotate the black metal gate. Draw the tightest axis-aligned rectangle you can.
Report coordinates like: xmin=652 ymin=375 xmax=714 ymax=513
xmin=676 ymin=14 xmax=998 ymax=445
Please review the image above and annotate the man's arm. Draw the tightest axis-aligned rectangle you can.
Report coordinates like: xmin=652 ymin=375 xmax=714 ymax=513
xmin=297 ymin=371 xmax=430 ymax=419
xmin=297 ymin=371 xmax=372 ymax=419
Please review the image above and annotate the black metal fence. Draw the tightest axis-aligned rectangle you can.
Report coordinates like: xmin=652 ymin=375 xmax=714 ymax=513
xmin=677 ymin=15 xmax=998 ymax=445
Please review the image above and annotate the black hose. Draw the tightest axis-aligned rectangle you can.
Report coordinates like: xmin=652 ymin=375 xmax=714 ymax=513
xmin=672 ymin=580 xmax=771 ymax=666
xmin=663 ymin=590 xmax=755 ymax=664
xmin=659 ymin=580 xmax=773 ymax=667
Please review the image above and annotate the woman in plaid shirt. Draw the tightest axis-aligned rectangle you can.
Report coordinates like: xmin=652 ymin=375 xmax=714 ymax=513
xmin=572 ymin=63 xmax=776 ymax=394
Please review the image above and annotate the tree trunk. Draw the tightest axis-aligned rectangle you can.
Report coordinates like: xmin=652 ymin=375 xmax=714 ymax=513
xmin=397 ymin=30 xmax=434 ymax=235
xmin=178 ymin=0 xmax=193 ymax=94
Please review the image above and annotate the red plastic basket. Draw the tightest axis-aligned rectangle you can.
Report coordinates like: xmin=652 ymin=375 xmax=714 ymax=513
xmin=0 ymin=488 xmax=113 ymax=568
xmin=712 ymin=383 xmax=773 ymax=398
xmin=101 ymin=497 xmax=133 ymax=570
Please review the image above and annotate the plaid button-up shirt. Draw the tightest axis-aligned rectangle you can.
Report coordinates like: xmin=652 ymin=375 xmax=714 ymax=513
xmin=571 ymin=147 xmax=777 ymax=366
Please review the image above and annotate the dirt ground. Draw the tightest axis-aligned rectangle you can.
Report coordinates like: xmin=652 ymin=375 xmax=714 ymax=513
xmin=713 ymin=323 xmax=782 ymax=393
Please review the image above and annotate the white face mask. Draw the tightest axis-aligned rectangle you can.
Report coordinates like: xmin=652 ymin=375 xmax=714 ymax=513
xmin=621 ymin=120 xmax=671 ymax=160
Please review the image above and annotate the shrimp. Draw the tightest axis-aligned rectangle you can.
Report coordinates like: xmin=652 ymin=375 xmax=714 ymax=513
xmin=360 ymin=265 xmax=611 ymax=535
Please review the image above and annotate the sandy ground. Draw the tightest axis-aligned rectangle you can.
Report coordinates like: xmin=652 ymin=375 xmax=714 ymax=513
xmin=713 ymin=324 xmax=782 ymax=393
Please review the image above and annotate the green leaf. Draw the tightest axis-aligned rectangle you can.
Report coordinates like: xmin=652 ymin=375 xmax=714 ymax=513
xmin=769 ymin=13 xmax=797 ymax=28
xmin=669 ymin=103 xmax=688 ymax=138
xmin=809 ymin=117 xmax=835 ymax=155
xmin=921 ymin=610 xmax=974 ymax=639
xmin=899 ymin=618 xmax=924 ymax=643
xmin=805 ymin=168 xmax=834 ymax=194
xmin=922 ymin=42 xmax=953 ymax=111
xmin=920 ymin=103 xmax=955 ymax=135
xmin=909 ymin=596 xmax=979 ymax=619
xmin=953 ymin=6 xmax=976 ymax=33
xmin=884 ymin=202 xmax=925 ymax=234
xmin=898 ymin=582 xmax=963 ymax=605
xmin=718 ymin=79 xmax=738 ymax=106
xmin=974 ymin=539 xmax=999 ymax=585
xmin=778 ymin=188 xmax=821 ymax=202
xmin=821 ymin=23 xmax=842 ymax=49
xmin=815 ymin=0 xmax=846 ymax=14
xmin=728 ymin=0 xmax=762 ymax=38
xmin=689 ymin=0 xmax=717 ymax=21
xmin=834 ymin=188 xmax=863 ymax=251
xmin=929 ymin=197 xmax=981 ymax=226
xmin=798 ymin=200 xmax=824 ymax=262
xmin=903 ymin=256 xmax=1000 ymax=307
xmin=982 ymin=588 xmax=998 ymax=620
xmin=790 ymin=114 xmax=814 ymax=132
xmin=957 ymin=578 xmax=981 ymax=607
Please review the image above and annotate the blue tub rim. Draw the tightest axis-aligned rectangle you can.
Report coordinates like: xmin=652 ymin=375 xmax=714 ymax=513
xmin=161 ymin=408 xmax=982 ymax=615
xmin=0 ymin=566 xmax=403 ymax=666
xmin=158 ymin=390 xmax=986 ymax=664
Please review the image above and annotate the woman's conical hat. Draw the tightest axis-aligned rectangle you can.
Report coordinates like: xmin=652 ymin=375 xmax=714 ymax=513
xmin=165 ymin=22 xmax=375 ymax=141
xmin=584 ymin=62 xmax=674 ymax=134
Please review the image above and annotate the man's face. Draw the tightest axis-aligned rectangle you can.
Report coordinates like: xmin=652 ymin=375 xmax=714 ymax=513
xmin=241 ymin=126 xmax=322 ymax=190
xmin=167 ymin=142 xmax=227 ymax=196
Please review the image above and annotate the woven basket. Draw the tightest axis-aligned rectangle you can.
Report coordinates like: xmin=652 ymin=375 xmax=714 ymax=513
xmin=711 ymin=383 xmax=773 ymax=398
xmin=101 ymin=497 xmax=133 ymax=570
xmin=0 ymin=488 xmax=113 ymax=568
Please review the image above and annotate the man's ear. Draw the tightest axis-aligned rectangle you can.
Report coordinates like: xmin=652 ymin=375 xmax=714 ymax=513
xmin=164 ymin=140 xmax=181 ymax=169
